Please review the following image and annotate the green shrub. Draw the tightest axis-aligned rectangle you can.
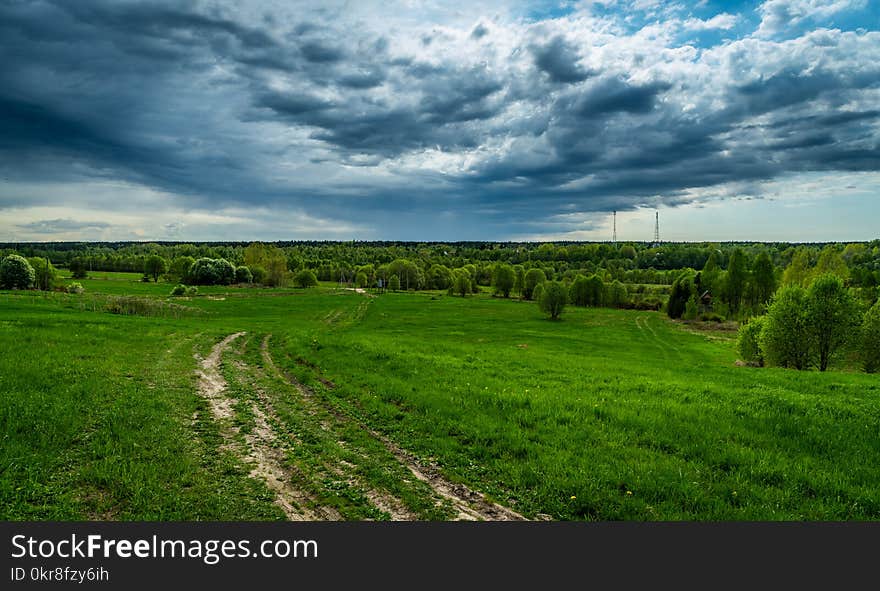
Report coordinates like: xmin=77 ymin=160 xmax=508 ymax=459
xmin=760 ymin=285 xmax=812 ymax=370
xmin=389 ymin=274 xmax=401 ymax=291
xmin=539 ymin=281 xmax=567 ymax=320
xmin=65 ymin=282 xmax=84 ymax=294
xmin=189 ymin=257 xmax=236 ymax=285
xmin=170 ymin=284 xmax=187 ymax=296
xmin=235 ymin=266 xmax=253 ymax=284
xmin=294 ymin=269 xmax=318 ymax=288
xmin=737 ymin=316 xmax=765 ymax=367
xmin=0 ymin=254 xmax=35 ymax=289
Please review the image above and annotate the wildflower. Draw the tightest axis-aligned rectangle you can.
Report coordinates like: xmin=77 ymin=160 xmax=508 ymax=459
xmin=570 ymin=495 xmax=576 ymax=500
xmin=626 ymin=491 xmax=633 ymax=496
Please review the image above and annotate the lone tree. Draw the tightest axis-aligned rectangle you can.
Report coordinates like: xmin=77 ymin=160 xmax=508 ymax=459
xmin=492 ymin=264 xmax=515 ymax=298
xmin=144 ymin=254 xmax=168 ymax=282
xmin=806 ymin=274 xmax=862 ymax=371
xmin=0 ymin=254 xmax=35 ymax=289
xmin=539 ymin=281 xmax=567 ymax=320
xmin=760 ymin=284 xmax=813 ymax=370
xmin=294 ymin=269 xmax=318 ymax=288
xmin=862 ymin=301 xmax=880 ymax=373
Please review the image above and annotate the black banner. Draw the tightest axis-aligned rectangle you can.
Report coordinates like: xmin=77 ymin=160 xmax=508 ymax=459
xmin=1 ymin=522 xmax=876 ymax=588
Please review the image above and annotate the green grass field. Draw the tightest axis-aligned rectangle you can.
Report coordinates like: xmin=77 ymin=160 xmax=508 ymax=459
xmin=2 ymin=271 xmax=879 ymax=520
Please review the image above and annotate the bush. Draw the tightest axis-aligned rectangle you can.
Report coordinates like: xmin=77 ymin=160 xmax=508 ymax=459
xmin=66 ymin=282 xmax=84 ymax=294
xmin=189 ymin=257 xmax=235 ymax=285
xmin=0 ymin=254 xmax=35 ymax=289
xmin=539 ymin=281 xmax=567 ymax=320
xmin=861 ymin=301 xmax=880 ymax=373
xmin=213 ymin=259 xmax=235 ymax=285
xmin=737 ymin=316 xmax=765 ymax=366
xmin=760 ymin=285 xmax=812 ymax=370
xmin=294 ymin=269 xmax=318 ymax=288
xmin=170 ymin=284 xmax=187 ymax=296
xmin=235 ymin=265 xmax=253 ymax=284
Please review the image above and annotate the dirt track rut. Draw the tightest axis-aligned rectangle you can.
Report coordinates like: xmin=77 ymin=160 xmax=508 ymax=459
xmin=196 ymin=332 xmax=337 ymax=521
xmin=260 ymin=334 xmax=527 ymax=521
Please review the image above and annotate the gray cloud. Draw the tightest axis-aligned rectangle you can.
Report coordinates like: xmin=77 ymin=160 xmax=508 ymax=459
xmin=531 ymin=36 xmax=593 ymax=83
xmin=0 ymin=0 xmax=877 ymax=239
xmin=17 ymin=218 xmax=112 ymax=233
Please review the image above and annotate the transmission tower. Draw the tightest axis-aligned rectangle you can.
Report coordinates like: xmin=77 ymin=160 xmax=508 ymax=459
xmin=612 ymin=211 xmax=617 ymax=246
xmin=653 ymin=211 xmax=660 ymax=244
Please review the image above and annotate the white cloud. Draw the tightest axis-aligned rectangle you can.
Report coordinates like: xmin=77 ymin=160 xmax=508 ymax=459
xmin=683 ymin=13 xmax=738 ymax=31
xmin=756 ymin=0 xmax=867 ymax=38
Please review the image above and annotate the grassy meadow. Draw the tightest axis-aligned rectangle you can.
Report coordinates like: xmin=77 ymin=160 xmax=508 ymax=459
xmin=2 ymin=271 xmax=879 ymax=520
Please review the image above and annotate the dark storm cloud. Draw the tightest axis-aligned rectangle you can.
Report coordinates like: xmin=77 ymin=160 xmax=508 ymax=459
xmin=531 ymin=36 xmax=593 ymax=83
xmin=0 ymin=0 xmax=878 ymax=238
xmin=570 ymin=77 xmax=672 ymax=117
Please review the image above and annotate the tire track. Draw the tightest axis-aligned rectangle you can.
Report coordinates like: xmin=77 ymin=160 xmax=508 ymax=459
xmin=196 ymin=332 xmax=337 ymax=521
xmin=230 ymin=356 xmax=418 ymax=521
xmin=260 ymin=334 xmax=527 ymax=521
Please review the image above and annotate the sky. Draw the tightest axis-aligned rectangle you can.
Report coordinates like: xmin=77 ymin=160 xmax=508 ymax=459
xmin=0 ymin=0 xmax=878 ymax=242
